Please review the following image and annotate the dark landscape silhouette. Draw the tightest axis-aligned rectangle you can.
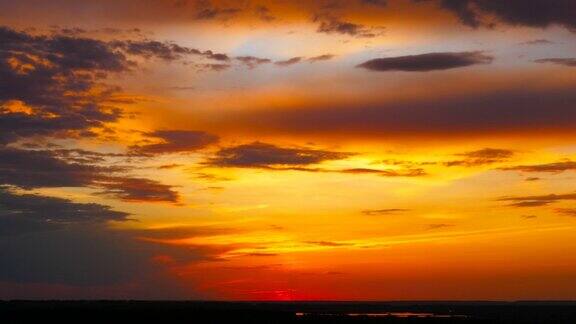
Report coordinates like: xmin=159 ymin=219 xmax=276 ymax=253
xmin=2 ymin=301 xmax=576 ymax=323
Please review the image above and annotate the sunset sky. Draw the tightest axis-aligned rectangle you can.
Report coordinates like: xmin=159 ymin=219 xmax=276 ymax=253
xmin=1 ymin=0 xmax=576 ymax=300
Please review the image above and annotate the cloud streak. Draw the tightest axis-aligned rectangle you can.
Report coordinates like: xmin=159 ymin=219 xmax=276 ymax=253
xmin=274 ymin=57 xmax=303 ymax=67
xmin=95 ymin=177 xmax=180 ymax=203
xmin=445 ymin=148 xmax=514 ymax=167
xmin=362 ymin=208 xmax=410 ymax=216
xmin=535 ymin=58 xmax=576 ymax=67
xmin=499 ymin=192 xmax=576 ymax=207
xmin=357 ymin=51 xmax=493 ymax=72
xmin=131 ymin=130 xmax=219 ymax=155
xmin=501 ymin=161 xmax=576 ymax=173
xmin=315 ymin=16 xmax=383 ymax=38
xmin=206 ymin=142 xmax=352 ymax=168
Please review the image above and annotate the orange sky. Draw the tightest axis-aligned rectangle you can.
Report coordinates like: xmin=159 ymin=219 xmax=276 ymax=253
xmin=1 ymin=0 xmax=576 ymax=300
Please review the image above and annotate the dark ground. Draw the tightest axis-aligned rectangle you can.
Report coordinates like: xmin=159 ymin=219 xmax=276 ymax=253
xmin=1 ymin=301 xmax=576 ymax=323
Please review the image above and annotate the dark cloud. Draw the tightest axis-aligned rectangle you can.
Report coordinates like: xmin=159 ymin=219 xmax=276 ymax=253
xmin=304 ymin=241 xmax=352 ymax=247
xmin=519 ymin=39 xmax=554 ymax=45
xmin=131 ymin=130 xmax=219 ymax=155
xmin=51 ymin=26 xmax=88 ymax=36
xmin=206 ymin=142 xmax=352 ymax=168
xmin=0 ymin=26 xmax=127 ymax=144
xmin=235 ymin=56 xmax=271 ymax=68
xmin=460 ymin=148 xmax=514 ymax=159
xmin=111 ymin=40 xmax=230 ymax=62
xmin=34 ymin=35 xmax=128 ymax=71
xmin=192 ymin=172 xmax=232 ymax=182
xmin=500 ymin=161 xmax=576 ymax=173
xmin=197 ymin=63 xmax=231 ymax=72
xmin=230 ymin=165 xmax=426 ymax=177
xmin=110 ymin=40 xmax=195 ymax=61
xmin=96 ymin=177 xmax=180 ymax=203
xmin=0 ymin=148 xmax=106 ymax=189
xmin=0 ymin=26 xmax=243 ymax=149
xmin=380 ymin=159 xmax=437 ymax=167
xmin=107 ymin=38 xmax=322 ymax=71
xmin=498 ymin=192 xmax=576 ymax=208
xmin=362 ymin=208 xmax=410 ymax=215
xmin=357 ymin=51 xmax=493 ymax=72
xmin=0 ymin=27 xmax=193 ymax=290
xmin=427 ymin=223 xmax=454 ymax=229
xmin=0 ymin=147 xmax=180 ymax=203
xmin=417 ymin=0 xmax=485 ymax=28
xmin=0 ymin=188 xmax=130 ymax=236
xmin=505 ymin=200 xmax=551 ymax=208
xmin=0 ymin=27 xmax=228 ymax=147
xmin=556 ymin=208 xmax=576 ymax=217
xmin=421 ymin=0 xmax=576 ymax=30
xmin=315 ymin=16 xmax=383 ymax=38
xmin=48 ymin=148 xmax=127 ymax=164
xmin=534 ymin=58 xmax=576 ymax=67
xmin=445 ymin=148 xmax=514 ymax=167
xmin=201 ymin=51 xmax=231 ymax=62
xmin=49 ymin=26 xmax=146 ymax=38
xmin=273 ymin=55 xmax=334 ymax=67
xmin=307 ymin=54 xmax=336 ymax=62
xmin=340 ymin=167 xmax=427 ymax=177
xmin=204 ymin=147 xmax=425 ymax=177
xmin=157 ymin=163 xmax=183 ymax=170
xmin=219 ymin=86 xmax=576 ymax=139
xmin=274 ymin=57 xmax=303 ymax=67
